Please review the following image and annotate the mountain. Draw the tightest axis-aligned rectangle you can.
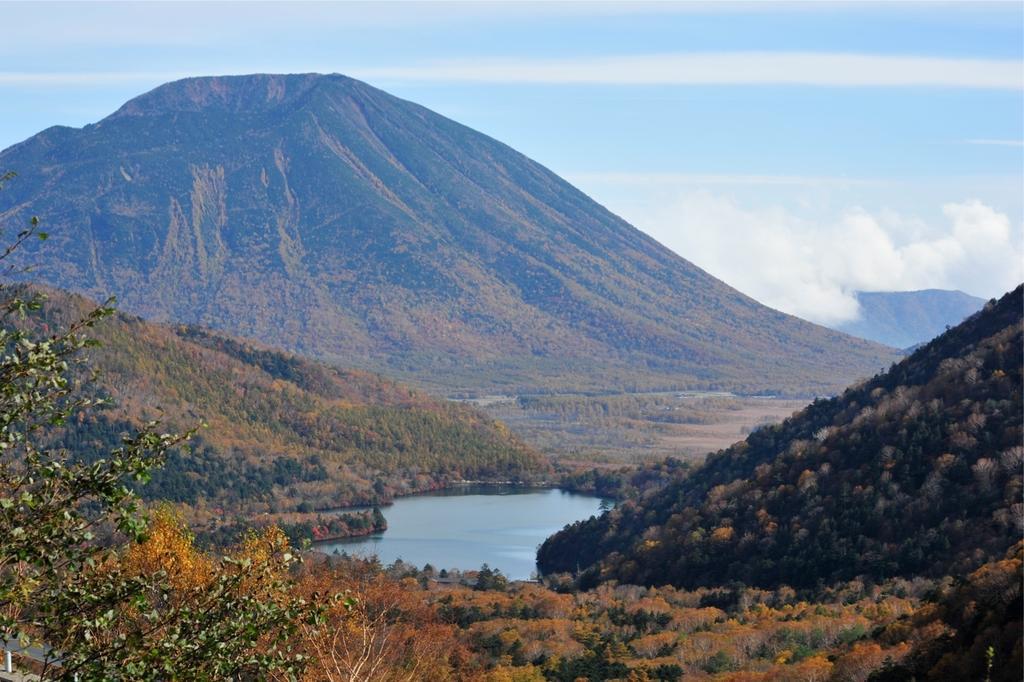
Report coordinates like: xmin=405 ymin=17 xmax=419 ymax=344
xmin=538 ymin=286 xmax=1023 ymax=589
xmin=834 ymin=289 xmax=986 ymax=349
xmin=0 ymin=73 xmax=895 ymax=396
xmin=33 ymin=287 xmax=546 ymax=522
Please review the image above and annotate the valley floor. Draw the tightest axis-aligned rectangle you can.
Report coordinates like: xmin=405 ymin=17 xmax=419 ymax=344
xmin=477 ymin=392 xmax=807 ymax=461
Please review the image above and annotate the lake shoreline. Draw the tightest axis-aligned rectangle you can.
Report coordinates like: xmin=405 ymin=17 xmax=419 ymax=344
xmin=320 ymin=480 xmax=564 ymax=517
xmin=313 ymin=487 xmax=606 ymax=580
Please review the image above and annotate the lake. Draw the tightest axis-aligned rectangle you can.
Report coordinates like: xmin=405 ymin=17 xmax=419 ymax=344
xmin=318 ymin=486 xmax=606 ymax=580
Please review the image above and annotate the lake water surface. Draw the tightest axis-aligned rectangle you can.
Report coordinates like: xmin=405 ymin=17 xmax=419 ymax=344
xmin=318 ymin=486 xmax=605 ymax=580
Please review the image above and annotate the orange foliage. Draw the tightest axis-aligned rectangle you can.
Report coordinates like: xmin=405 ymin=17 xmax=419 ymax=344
xmin=295 ymin=562 xmax=468 ymax=682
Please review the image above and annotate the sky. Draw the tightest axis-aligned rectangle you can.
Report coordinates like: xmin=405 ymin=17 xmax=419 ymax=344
xmin=0 ymin=1 xmax=1021 ymax=325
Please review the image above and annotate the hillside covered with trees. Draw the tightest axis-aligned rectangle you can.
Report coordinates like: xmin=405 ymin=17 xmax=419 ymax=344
xmin=303 ymin=544 xmax=1020 ymax=682
xmin=30 ymin=287 xmax=547 ymax=538
xmin=5 ymin=276 xmax=1018 ymax=679
xmin=538 ymin=286 xmax=1023 ymax=590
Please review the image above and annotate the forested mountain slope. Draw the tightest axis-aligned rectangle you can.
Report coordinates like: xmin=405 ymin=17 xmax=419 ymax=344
xmin=538 ymin=286 xmax=1022 ymax=589
xmin=869 ymin=541 xmax=1022 ymax=682
xmin=0 ymin=73 xmax=895 ymax=395
xmin=835 ymin=288 xmax=985 ymax=349
xmin=33 ymin=288 xmax=546 ymax=517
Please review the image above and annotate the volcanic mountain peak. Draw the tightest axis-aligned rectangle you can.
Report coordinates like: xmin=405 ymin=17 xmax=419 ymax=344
xmin=0 ymin=73 xmax=897 ymax=395
xmin=104 ymin=73 xmax=359 ymax=119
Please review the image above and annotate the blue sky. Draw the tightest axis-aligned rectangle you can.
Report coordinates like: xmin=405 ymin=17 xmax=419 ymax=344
xmin=0 ymin=1 xmax=1021 ymax=323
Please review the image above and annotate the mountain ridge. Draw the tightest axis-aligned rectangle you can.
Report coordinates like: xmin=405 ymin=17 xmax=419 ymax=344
xmin=835 ymin=288 xmax=986 ymax=349
xmin=0 ymin=73 xmax=896 ymax=395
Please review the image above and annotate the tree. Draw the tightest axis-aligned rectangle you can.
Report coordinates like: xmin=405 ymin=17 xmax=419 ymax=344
xmin=475 ymin=564 xmax=509 ymax=592
xmin=0 ymin=172 xmax=321 ymax=679
xmin=296 ymin=560 xmax=460 ymax=682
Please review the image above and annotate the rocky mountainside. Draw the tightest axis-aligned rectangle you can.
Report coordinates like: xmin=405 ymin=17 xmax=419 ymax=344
xmin=835 ymin=288 xmax=986 ymax=349
xmin=0 ymin=73 xmax=894 ymax=395
xmin=538 ymin=286 xmax=1023 ymax=589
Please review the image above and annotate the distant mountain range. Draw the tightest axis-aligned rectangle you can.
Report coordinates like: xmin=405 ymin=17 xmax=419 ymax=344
xmin=0 ymin=73 xmax=895 ymax=396
xmin=539 ymin=286 xmax=1022 ymax=589
xmin=834 ymin=289 xmax=986 ymax=349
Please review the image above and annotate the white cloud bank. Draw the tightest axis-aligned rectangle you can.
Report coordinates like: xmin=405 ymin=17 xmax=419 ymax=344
xmin=356 ymin=52 xmax=1024 ymax=89
xmin=632 ymin=193 xmax=1023 ymax=325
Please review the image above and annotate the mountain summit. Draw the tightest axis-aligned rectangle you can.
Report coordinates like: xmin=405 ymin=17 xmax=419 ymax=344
xmin=0 ymin=74 xmax=894 ymax=394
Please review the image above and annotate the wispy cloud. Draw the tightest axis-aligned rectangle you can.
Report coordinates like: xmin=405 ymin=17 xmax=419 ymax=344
xmin=2 ymin=52 xmax=1020 ymax=91
xmin=4 ymin=2 xmax=884 ymax=59
xmin=965 ymin=139 xmax=1024 ymax=147
xmin=0 ymin=72 xmax=188 ymax=87
xmin=354 ymin=52 xmax=1024 ymax=89
xmin=567 ymin=172 xmax=875 ymax=187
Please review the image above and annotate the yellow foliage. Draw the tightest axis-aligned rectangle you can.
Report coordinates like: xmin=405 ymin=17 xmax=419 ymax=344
xmin=122 ymin=508 xmax=212 ymax=590
xmin=231 ymin=525 xmax=293 ymax=599
xmin=486 ymin=665 xmax=546 ymax=682
xmin=237 ymin=524 xmax=290 ymax=565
